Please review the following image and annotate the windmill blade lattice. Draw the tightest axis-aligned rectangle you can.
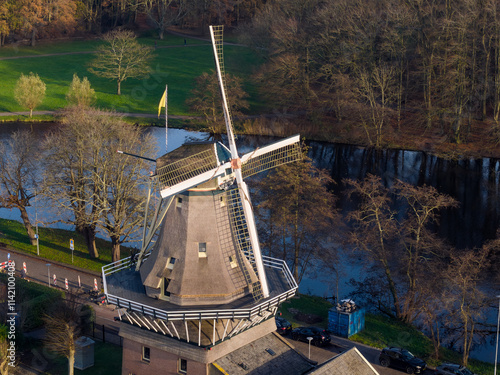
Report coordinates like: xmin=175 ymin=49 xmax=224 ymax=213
xmin=210 ymin=25 xmax=234 ymax=135
xmin=225 ymin=186 xmax=263 ymax=302
xmin=157 ymin=148 xmax=219 ymax=190
xmin=242 ymin=135 xmax=302 ymax=179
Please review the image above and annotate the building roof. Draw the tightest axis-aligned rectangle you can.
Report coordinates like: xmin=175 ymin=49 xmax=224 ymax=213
xmin=306 ymin=347 xmax=380 ymax=375
xmin=212 ymin=332 xmax=315 ymax=375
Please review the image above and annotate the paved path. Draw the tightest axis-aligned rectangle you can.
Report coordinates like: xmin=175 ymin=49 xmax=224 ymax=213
xmin=0 ymin=246 xmax=101 ymax=292
xmin=0 ymin=110 xmax=197 ymax=119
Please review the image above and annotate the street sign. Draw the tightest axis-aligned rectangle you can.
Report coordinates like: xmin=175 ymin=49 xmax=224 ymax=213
xmin=70 ymin=238 xmax=74 ymax=250
xmin=53 ymin=274 xmax=57 ymax=286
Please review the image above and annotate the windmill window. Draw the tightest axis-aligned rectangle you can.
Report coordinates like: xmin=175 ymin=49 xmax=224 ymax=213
xmin=167 ymin=257 xmax=176 ymax=270
xmin=198 ymin=242 xmax=207 ymax=258
xmin=178 ymin=358 xmax=187 ymax=374
xmin=142 ymin=346 xmax=150 ymax=363
xmin=176 ymin=197 xmax=183 ymax=208
xmin=229 ymin=255 xmax=237 ymax=268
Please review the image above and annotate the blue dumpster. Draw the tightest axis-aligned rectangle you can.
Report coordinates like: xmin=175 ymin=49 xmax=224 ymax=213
xmin=328 ymin=307 xmax=365 ymax=338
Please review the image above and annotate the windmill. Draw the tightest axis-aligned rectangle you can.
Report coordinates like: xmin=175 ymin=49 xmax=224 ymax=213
xmin=102 ymin=25 xmax=301 ymax=348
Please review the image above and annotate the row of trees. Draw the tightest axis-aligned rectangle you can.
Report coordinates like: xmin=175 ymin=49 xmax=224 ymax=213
xmin=255 ymin=167 xmax=499 ymax=366
xmin=0 ymin=0 xmax=263 ymax=46
xmin=240 ymin=0 xmax=500 ymax=146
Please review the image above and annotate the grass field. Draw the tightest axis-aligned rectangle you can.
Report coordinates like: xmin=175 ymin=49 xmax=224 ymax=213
xmin=0 ymin=33 xmax=265 ymax=119
xmin=0 ymin=218 xmax=128 ymax=272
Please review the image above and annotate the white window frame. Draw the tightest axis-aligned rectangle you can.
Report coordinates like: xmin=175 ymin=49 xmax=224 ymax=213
xmin=178 ymin=358 xmax=187 ymax=374
xmin=198 ymin=242 xmax=207 ymax=258
xmin=142 ymin=346 xmax=151 ymax=363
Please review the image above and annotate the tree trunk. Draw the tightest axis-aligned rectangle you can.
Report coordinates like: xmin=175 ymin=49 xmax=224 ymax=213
xmin=117 ymin=80 xmax=121 ymax=95
xmin=111 ymin=236 xmax=121 ymax=262
xmin=31 ymin=28 xmax=36 ymax=47
xmin=83 ymin=225 xmax=99 ymax=258
xmin=19 ymin=206 xmax=36 ymax=245
xmin=68 ymin=348 xmax=75 ymax=375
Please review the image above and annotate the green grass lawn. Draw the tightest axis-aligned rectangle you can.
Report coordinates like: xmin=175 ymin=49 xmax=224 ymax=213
xmin=0 ymin=218 xmax=130 ymax=272
xmin=0 ymin=34 xmax=265 ymax=119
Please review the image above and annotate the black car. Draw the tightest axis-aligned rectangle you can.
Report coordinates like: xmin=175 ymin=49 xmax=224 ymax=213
xmin=290 ymin=326 xmax=331 ymax=346
xmin=275 ymin=317 xmax=292 ymax=335
xmin=378 ymin=347 xmax=427 ymax=374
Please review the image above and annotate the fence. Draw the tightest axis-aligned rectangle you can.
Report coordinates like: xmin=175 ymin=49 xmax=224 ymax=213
xmin=89 ymin=322 xmax=122 ymax=347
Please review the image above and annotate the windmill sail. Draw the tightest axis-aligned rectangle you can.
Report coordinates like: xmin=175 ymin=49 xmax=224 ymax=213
xmin=242 ymin=135 xmax=302 ymax=178
xmin=209 ymin=25 xmax=271 ymax=298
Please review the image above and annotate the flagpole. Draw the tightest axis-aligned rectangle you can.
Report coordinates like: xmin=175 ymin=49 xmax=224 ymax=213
xmin=165 ymin=85 xmax=168 ymax=151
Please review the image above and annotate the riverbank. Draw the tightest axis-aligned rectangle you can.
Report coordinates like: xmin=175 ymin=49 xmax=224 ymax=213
xmin=3 ymin=110 xmax=499 ymax=161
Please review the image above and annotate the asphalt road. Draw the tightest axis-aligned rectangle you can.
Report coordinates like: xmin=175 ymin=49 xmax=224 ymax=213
xmin=283 ymin=335 xmax=436 ymax=375
xmin=0 ymin=247 xmax=101 ymax=292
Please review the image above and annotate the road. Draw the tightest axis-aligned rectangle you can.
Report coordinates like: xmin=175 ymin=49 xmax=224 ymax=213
xmin=0 ymin=247 xmax=101 ymax=291
xmin=285 ymin=336 xmax=435 ymax=374
xmin=0 ymin=247 xmax=435 ymax=374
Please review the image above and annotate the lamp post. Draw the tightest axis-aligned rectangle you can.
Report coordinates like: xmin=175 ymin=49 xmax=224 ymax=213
xmin=307 ymin=337 xmax=313 ymax=359
xmin=35 ymin=188 xmax=39 ymax=256
xmin=46 ymin=263 xmax=51 ymax=286
xmin=495 ymin=295 xmax=500 ymax=375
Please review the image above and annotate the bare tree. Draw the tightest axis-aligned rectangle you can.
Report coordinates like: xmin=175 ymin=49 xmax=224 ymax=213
xmin=345 ymin=174 xmax=401 ymax=318
xmin=345 ymin=174 xmax=457 ymax=323
xmin=254 ymin=153 xmax=340 ymax=284
xmin=97 ymin=123 xmax=157 ymax=262
xmin=43 ymin=297 xmax=84 ymax=375
xmin=42 ymin=107 xmax=157 ymax=260
xmin=88 ymin=29 xmax=154 ymax=95
xmin=393 ymin=180 xmax=458 ymax=323
xmin=14 ymin=72 xmax=46 ymax=118
xmin=143 ymin=0 xmax=186 ymax=40
xmin=352 ymin=65 xmax=396 ymax=148
xmin=0 ymin=130 xmax=41 ymax=245
xmin=441 ymin=247 xmax=491 ymax=366
xmin=186 ymin=70 xmax=249 ymax=134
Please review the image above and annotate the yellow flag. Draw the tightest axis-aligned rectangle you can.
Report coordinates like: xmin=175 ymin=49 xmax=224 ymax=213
xmin=158 ymin=89 xmax=166 ymax=118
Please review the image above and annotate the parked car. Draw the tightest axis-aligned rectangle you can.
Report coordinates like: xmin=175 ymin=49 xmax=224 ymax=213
xmin=378 ymin=347 xmax=427 ymax=374
xmin=436 ymin=363 xmax=477 ymax=375
xmin=275 ymin=317 xmax=292 ymax=335
xmin=290 ymin=326 xmax=331 ymax=346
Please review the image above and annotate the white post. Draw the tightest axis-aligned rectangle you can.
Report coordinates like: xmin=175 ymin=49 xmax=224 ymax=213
xmin=307 ymin=337 xmax=313 ymax=359
xmin=495 ymin=295 xmax=500 ymax=375
xmin=164 ymin=85 xmax=168 ymax=151
xmin=35 ymin=189 xmax=39 ymax=256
